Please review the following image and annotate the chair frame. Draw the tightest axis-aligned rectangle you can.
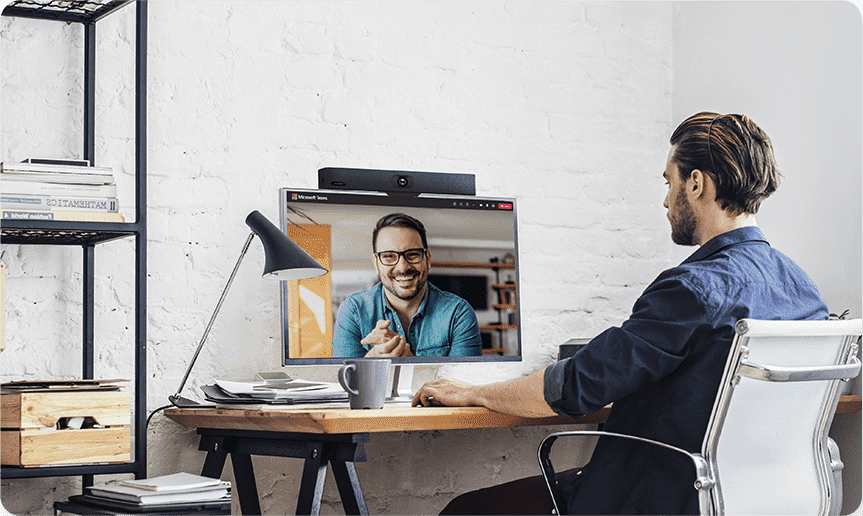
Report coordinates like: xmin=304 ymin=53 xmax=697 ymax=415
xmin=538 ymin=318 xmax=861 ymax=516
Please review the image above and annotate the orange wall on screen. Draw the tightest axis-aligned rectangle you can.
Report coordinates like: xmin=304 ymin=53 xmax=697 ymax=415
xmin=286 ymin=224 xmax=333 ymax=358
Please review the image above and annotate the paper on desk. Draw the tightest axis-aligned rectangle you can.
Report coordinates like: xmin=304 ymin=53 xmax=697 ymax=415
xmin=215 ymin=379 xmax=347 ymax=401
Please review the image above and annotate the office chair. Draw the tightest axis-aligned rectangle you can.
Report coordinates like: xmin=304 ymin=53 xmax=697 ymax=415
xmin=538 ymin=318 xmax=861 ymax=515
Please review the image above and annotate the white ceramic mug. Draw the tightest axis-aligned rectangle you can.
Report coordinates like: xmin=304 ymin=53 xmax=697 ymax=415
xmin=338 ymin=358 xmax=391 ymax=409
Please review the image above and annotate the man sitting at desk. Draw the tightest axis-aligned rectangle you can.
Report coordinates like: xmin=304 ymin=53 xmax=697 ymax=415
xmin=332 ymin=212 xmax=483 ymax=358
xmin=413 ymin=112 xmax=828 ymax=514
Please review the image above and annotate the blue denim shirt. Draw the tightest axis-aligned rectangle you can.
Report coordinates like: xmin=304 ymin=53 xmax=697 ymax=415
xmin=332 ymin=281 xmax=483 ymax=357
xmin=544 ymin=227 xmax=828 ymax=515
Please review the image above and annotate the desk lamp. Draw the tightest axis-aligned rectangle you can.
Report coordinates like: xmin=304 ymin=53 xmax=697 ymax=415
xmin=168 ymin=210 xmax=328 ymax=407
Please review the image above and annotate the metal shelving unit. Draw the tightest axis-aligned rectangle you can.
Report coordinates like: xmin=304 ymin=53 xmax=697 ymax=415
xmin=0 ymin=0 xmax=147 ymax=483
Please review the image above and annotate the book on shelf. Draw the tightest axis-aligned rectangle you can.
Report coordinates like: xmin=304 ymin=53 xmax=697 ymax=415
xmin=0 ymin=170 xmax=115 ymax=185
xmin=118 ymin=472 xmax=224 ymax=492
xmin=1 ymin=193 xmax=118 ymax=212
xmin=62 ymin=494 xmax=232 ymax=514
xmin=0 ymin=177 xmax=118 ymax=197
xmin=86 ymin=473 xmax=231 ymax=505
xmin=1 ymin=378 xmax=129 ymax=392
xmin=23 ymin=158 xmax=91 ymax=167
xmin=1 ymin=160 xmax=115 ymax=185
xmin=2 ymin=210 xmax=125 ymax=222
xmin=1 ymin=160 xmax=113 ymax=175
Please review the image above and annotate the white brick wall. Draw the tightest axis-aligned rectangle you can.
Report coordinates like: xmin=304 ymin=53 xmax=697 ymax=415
xmin=1 ymin=2 xmax=673 ymax=514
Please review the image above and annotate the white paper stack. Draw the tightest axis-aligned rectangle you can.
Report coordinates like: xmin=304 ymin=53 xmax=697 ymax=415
xmin=201 ymin=377 xmax=348 ymax=405
xmin=86 ymin=472 xmax=231 ymax=506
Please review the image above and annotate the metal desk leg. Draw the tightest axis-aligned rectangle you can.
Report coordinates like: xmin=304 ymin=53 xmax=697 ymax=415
xmin=296 ymin=441 xmax=327 ymax=515
xmin=199 ymin=434 xmax=228 ymax=478
xmin=231 ymin=453 xmax=261 ymax=515
xmin=331 ymin=460 xmax=368 ymax=515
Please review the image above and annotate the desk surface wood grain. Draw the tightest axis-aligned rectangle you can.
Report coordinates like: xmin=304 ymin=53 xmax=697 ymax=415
xmin=164 ymin=395 xmax=861 ymax=435
xmin=164 ymin=403 xmax=611 ymax=434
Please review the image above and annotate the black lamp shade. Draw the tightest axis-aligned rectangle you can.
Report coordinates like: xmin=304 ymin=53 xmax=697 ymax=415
xmin=245 ymin=210 xmax=328 ymax=280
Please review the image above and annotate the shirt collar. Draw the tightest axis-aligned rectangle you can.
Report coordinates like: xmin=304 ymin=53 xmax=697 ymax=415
xmin=379 ymin=281 xmax=434 ymax=319
xmin=682 ymin=226 xmax=769 ymax=265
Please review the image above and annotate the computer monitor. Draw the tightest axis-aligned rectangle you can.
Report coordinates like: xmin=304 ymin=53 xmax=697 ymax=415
xmin=278 ymin=187 xmax=521 ymax=366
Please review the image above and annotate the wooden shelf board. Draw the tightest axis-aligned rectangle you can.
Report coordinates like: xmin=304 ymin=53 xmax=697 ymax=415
xmin=433 ymin=261 xmax=515 ymax=270
xmin=479 ymin=324 xmax=518 ymax=331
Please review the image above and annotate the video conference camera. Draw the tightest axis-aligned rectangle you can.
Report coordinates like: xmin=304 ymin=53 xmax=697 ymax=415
xmin=318 ymin=167 xmax=476 ymax=196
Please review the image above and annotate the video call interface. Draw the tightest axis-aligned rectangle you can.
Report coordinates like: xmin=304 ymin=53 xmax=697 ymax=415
xmin=279 ymin=188 xmax=521 ymax=364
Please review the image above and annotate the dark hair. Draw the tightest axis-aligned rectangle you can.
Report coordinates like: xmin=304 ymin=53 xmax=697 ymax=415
xmin=669 ymin=112 xmax=781 ymax=215
xmin=372 ymin=213 xmax=428 ymax=252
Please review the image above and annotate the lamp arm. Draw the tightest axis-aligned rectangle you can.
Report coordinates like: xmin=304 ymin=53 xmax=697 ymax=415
xmin=170 ymin=231 xmax=256 ymax=404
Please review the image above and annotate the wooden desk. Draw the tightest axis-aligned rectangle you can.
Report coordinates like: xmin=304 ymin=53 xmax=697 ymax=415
xmin=164 ymin=403 xmax=607 ymax=515
xmin=164 ymin=396 xmax=860 ymax=515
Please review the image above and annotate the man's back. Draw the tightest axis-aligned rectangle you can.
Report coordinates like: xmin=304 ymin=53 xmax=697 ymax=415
xmin=549 ymin=227 xmax=828 ymax=514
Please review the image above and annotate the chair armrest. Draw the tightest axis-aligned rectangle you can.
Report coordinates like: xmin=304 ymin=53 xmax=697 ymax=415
xmin=537 ymin=430 xmax=712 ymax=515
xmin=739 ymin=356 xmax=860 ymax=382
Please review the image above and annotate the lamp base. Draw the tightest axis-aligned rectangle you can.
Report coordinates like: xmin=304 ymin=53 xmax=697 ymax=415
xmin=168 ymin=394 xmax=215 ymax=408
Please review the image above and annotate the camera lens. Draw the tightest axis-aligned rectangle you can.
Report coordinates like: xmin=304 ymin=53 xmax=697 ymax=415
xmin=397 ymin=176 xmax=408 ymax=187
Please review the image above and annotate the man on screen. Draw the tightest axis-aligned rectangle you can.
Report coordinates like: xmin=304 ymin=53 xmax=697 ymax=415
xmin=332 ymin=213 xmax=483 ymax=358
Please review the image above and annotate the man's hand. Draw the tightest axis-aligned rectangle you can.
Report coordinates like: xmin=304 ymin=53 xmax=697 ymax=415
xmin=412 ymin=368 xmax=558 ymax=418
xmin=361 ymin=319 xmax=399 ymax=347
xmin=362 ymin=320 xmax=415 ymax=357
xmin=412 ymin=378 xmax=476 ymax=407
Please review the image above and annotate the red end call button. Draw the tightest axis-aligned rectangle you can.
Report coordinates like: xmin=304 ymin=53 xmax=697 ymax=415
xmin=498 ymin=203 xmax=513 ymax=210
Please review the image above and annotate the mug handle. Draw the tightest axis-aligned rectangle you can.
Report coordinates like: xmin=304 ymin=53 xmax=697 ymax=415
xmin=338 ymin=363 xmax=360 ymax=396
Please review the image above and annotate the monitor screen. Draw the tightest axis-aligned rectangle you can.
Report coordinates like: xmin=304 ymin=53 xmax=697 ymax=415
xmin=279 ymin=188 xmax=521 ymax=364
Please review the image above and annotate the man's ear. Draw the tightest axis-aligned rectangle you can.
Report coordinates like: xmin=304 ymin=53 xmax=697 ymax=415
xmin=688 ymin=169 xmax=706 ymax=198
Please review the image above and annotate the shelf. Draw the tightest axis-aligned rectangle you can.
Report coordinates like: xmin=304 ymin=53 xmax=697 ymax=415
xmin=1 ymin=0 xmax=132 ymax=23
xmin=482 ymin=348 xmax=505 ymax=356
xmin=0 ymin=461 xmax=140 ymax=480
xmin=2 ymin=222 xmax=140 ymax=246
xmin=1 ymin=0 xmax=148 ymax=485
xmin=433 ymin=261 xmax=515 ymax=270
xmin=480 ymin=324 xmax=518 ymax=331
xmin=492 ymin=283 xmax=517 ymax=290
xmin=493 ymin=304 xmax=517 ymax=310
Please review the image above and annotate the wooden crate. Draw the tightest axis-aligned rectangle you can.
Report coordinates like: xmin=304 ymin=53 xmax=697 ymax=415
xmin=1 ymin=390 xmax=130 ymax=466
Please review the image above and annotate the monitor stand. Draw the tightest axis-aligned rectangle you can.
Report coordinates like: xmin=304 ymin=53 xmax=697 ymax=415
xmin=388 ymin=364 xmax=414 ymax=403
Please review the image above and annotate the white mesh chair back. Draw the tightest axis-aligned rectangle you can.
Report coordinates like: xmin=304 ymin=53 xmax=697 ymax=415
xmin=702 ymin=319 xmax=861 ymax=515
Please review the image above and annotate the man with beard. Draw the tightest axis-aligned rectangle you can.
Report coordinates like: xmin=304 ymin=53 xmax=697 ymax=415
xmin=332 ymin=212 xmax=483 ymax=358
xmin=413 ymin=112 xmax=828 ymax=515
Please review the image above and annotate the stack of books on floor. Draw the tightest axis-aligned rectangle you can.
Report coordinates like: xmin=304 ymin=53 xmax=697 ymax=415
xmin=54 ymin=472 xmax=231 ymax=515
xmin=1 ymin=158 xmax=124 ymax=222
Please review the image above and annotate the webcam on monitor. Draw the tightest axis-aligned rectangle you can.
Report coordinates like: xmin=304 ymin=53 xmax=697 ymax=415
xmin=318 ymin=167 xmax=476 ymax=196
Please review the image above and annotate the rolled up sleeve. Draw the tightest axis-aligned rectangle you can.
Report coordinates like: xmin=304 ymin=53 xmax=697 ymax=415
xmin=543 ymin=273 xmax=709 ymax=418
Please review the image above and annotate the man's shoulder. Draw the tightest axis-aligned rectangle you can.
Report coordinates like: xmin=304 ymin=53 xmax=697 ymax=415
xmin=655 ymin=239 xmax=819 ymax=299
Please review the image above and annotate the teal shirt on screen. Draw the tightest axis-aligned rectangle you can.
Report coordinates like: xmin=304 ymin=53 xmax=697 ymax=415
xmin=332 ymin=281 xmax=483 ymax=357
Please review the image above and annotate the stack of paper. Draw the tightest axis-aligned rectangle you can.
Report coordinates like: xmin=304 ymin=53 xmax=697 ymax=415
xmin=202 ymin=378 xmax=348 ymax=405
xmin=85 ymin=472 xmax=230 ymax=506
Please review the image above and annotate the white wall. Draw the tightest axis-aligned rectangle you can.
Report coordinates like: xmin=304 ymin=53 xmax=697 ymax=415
xmin=1 ymin=2 xmax=672 ymax=514
xmin=2 ymin=1 xmax=859 ymax=515
xmin=672 ymin=3 xmax=862 ymax=513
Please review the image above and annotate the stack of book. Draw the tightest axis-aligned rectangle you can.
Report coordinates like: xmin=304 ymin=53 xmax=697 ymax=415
xmin=75 ymin=472 xmax=231 ymax=512
xmin=0 ymin=158 xmax=124 ymax=222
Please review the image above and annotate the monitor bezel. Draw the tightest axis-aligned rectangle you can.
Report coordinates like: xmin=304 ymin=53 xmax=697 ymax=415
xmin=278 ymin=187 xmax=523 ymax=365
